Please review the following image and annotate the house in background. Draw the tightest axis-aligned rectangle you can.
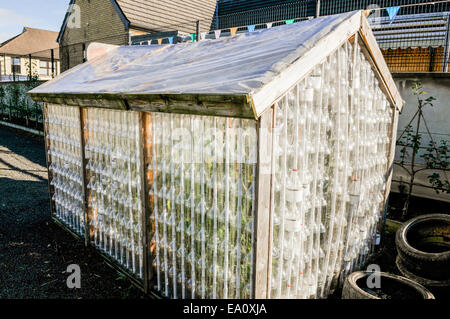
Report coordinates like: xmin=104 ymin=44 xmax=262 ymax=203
xmin=0 ymin=27 xmax=60 ymax=82
xmin=58 ymin=0 xmax=218 ymax=72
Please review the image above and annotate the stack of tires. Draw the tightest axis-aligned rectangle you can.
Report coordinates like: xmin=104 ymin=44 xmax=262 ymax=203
xmin=341 ymin=214 xmax=449 ymax=299
xmin=395 ymin=214 xmax=450 ymax=298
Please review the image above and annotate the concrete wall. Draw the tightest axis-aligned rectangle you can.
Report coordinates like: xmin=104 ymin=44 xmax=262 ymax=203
xmin=392 ymin=73 xmax=450 ymax=202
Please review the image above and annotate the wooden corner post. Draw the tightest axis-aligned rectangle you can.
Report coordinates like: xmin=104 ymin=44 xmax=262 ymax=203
xmin=139 ymin=112 xmax=152 ymax=293
xmin=253 ymin=107 xmax=274 ymax=299
xmin=79 ymin=107 xmax=90 ymax=246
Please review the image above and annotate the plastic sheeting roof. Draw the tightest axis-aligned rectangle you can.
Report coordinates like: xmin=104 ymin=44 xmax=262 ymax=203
xmin=31 ymin=12 xmax=356 ymax=96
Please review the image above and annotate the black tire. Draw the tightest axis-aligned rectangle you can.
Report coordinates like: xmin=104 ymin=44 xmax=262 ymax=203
xmin=395 ymin=214 xmax=450 ymax=280
xmin=396 ymin=256 xmax=450 ymax=298
xmin=341 ymin=271 xmax=434 ymax=299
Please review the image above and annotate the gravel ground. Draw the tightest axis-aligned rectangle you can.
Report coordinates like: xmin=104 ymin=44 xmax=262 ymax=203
xmin=0 ymin=126 xmax=147 ymax=299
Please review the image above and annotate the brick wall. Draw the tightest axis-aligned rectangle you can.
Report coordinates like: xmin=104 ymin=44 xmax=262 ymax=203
xmin=59 ymin=0 xmax=130 ymax=72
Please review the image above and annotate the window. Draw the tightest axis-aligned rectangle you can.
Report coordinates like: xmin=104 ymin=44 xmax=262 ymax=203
xmin=39 ymin=60 xmax=56 ymax=76
xmin=39 ymin=61 xmax=50 ymax=75
xmin=11 ymin=58 xmax=21 ymax=74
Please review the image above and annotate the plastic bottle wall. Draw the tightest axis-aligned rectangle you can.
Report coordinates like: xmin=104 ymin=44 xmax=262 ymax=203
xmin=147 ymin=113 xmax=258 ymax=299
xmin=269 ymin=39 xmax=392 ymax=299
xmin=46 ymin=104 xmax=85 ymax=237
xmin=84 ymin=109 xmax=145 ymax=278
xmin=43 ymin=38 xmax=393 ymax=299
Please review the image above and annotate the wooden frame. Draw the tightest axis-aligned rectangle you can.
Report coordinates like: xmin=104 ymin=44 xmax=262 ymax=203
xmin=79 ymin=107 xmax=90 ymax=246
xmin=36 ymin=10 xmax=404 ymax=299
xmin=28 ymin=93 xmax=254 ymax=119
xmin=138 ymin=112 xmax=151 ymax=293
xmin=253 ymin=106 xmax=274 ymax=299
xmin=43 ymin=97 xmax=401 ymax=299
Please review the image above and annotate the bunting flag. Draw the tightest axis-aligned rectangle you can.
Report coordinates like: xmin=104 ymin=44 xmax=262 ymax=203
xmin=266 ymin=22 xmax=273 ymax=29
xmin=157 ymin=38 xmax=163 ymax=45
xmin=247 ymin=25 xmax=256 ymax=32
xmin=285 ymin=19 xmax=295 ymax=24
xmin=168 ymin=36 xmax=174 ymax=44
xmin=230 ymin=27 xmax=238 ymax=36
xmin=200 ymin=32 xmax=207 ymax=41
xmin=214 ymin=30 xmax=221 ymax=39
xmin=386 ymin=6 xmax=400 ymax=24
xmin=190 ymin=33 xmax=196 ymax=42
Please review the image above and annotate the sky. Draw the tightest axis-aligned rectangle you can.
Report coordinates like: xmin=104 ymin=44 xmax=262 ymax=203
xmin=0 ymin=0 xmax=69 ymax=43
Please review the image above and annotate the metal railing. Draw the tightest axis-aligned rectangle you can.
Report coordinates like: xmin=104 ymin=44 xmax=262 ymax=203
xmin=212 ymin=0 xmax=316 ymax=29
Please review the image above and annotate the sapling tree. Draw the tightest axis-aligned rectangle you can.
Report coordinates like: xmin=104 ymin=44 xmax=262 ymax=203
xmin=422 ymin=140 xmax=449 ymax=193
xmin=395 ymin=82 xmax=449 ymax=219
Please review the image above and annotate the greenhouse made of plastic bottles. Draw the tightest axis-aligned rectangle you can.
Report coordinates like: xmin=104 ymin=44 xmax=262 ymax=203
xmin=29 ymin=10 xmax=403 ymax=299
